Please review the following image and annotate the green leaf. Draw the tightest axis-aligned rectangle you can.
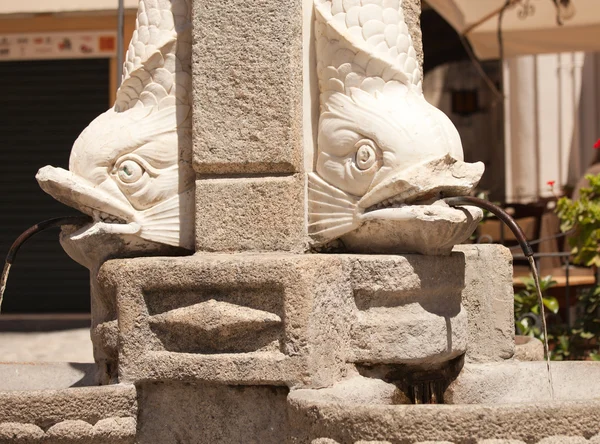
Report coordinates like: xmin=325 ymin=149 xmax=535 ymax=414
xmin=543 ymin=297 xmax=560 ymax=314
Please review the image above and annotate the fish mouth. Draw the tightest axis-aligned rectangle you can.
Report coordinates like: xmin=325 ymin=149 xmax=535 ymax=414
xmin=359 ymin=154 xmax=485 ymax=215
xmin=36 ymin=166 xmax=140 ymax=233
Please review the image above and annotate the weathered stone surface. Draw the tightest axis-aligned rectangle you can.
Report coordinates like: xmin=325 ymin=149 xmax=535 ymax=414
xmin=346 ymin=253 xmax=468 ymax=365
xmin=478 ymin=441 xmax=526 ymax=444
xmin=103 ymin=253 xmax=354 ymax=388
xmin=195 ymin=176 xmax=307 ymax=252
xmin=0 ymin=422 xmax=44 ymax=444
xmin=0 ymin=384 xmax=137 ymax=428
xmin=288 ymin=388 xmax=600 ymax=443
xmin=46 ymin=419 xmax=94 ymax=440
xmin=446 ymin=361 xmax=600 ymax=404
xmin=136 ymin=382 xmax=289 ymax=444
xmin=416 ymin=442 xmax=455 ymax=444
xmin=514 ymin=335 xmax=544 ymax=361
xmin=98 ymin=250 xmax=509 ymax=387
xmin=356 ymin=441 xmax=393 ymax=444
xmin=537 ymin=437 xmax=588 ymax=444
xmin=192 ymin=0 xmax=303 ymax=174
xmin=92 ymin=417 xmax=136 ymax=444
xmin=403 ymin=0 xmax=423 ymax=74
xmin=304 ymin=376 xmax=403 ymax=406
xmin=456 ymin=244 xmax=515 ymax=362
xmin=0 ymin=417 xmax=136 ymax=444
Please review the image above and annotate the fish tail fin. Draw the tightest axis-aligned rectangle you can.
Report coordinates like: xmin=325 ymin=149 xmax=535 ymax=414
xmin=308 ymin=173 xmax=360 ymax=243
xmin=138 ymin=189 xmax=194 ymax=250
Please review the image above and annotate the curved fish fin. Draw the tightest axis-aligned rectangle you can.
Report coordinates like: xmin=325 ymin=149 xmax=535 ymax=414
xmin=116 ymin=0 xmax=192 ymax=112
xmin=308 ymin=173 xmax=361 ymax=243
xmin=138 ymin=189 xmax=194 ymax=250
xmin=314 ymin=0 xmax=422 ymax=91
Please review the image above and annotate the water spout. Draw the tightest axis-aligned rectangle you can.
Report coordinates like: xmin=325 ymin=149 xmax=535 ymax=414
xmin=0 ymin=216 xmax=92 ymax=312
xmin=444 ymin=195 xmax=554 ymax=400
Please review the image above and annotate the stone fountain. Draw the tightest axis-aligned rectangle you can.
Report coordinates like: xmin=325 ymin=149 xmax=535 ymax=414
xmin=2 ymin=0 xmax=600 ymax=443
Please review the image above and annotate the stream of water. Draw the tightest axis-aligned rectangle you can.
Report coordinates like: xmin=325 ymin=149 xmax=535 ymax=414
xmin=528 ymin=256 xmax=555 ymax=400
xmin=0 ymin=262 xmax=9 ymax=313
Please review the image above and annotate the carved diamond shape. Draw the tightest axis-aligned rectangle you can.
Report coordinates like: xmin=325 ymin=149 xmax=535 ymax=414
xmin=149 ymin=300 xmax=282 ymax=354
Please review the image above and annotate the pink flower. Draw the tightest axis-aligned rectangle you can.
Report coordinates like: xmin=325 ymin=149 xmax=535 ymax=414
xmin=547 ymin=180 xmax=556 ymax=187
xmin=595 ymin=139 xmax=600 ymax=149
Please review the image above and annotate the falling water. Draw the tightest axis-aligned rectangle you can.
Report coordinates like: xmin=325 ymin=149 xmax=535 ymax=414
xmin=0 ymin=262 xmax=9 ymax=312
xmin=528 ymin=256 xmax=555 ymax=400
xmin=443 ymin=195 xmax=555 ymax=400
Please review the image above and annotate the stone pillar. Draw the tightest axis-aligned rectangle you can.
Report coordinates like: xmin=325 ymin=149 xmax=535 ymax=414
xmin=403 ymin=0 xmax=424 ymax=78
xmin=192 ymin=0 xmax=307 ymax=253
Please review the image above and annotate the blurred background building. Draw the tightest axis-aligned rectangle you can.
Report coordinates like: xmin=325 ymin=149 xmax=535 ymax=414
xmin=0 ymin=1 xmax=136 ymax=322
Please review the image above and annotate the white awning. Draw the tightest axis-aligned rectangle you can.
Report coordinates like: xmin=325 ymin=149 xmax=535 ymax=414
xmin=0 ymin=0 xmax=138 ymax=16
xmin=426 ymin=0 xmax=600 ymax=60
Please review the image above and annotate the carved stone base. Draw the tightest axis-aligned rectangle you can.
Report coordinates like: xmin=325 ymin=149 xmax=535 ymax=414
xmin=3 ymin=245 xmax=600 ymax=443
xmin=96 ymin=245 xmax=514 ymax=388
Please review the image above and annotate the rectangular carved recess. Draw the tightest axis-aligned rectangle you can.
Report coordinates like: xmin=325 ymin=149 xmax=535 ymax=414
xmin=353 ymin=286 xmax=463 ymax=317
xmin=142 ymin=284 xmax=285 ymax=355
xmin=350 ymin=255 xmax=466 ymax=317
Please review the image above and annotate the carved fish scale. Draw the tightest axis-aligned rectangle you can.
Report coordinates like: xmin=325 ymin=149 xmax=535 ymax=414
xmin=116 ymin=0 xmax=192 ymax=118
xmin=315 ymin=0 xmax=422 ymax=101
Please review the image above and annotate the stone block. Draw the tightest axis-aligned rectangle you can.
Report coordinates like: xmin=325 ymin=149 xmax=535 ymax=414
xmin=102 ymin=253 xmax=354 ymax=388
xmin=456 ymin=244 xmax=515 ymax=362
xmin=192 ymin=0 xmax=303 ymax=174
xmin=195 ymin=175 xmax=307 ymax=252
xmin=136 ymin=382 xmax=289 ymax=444
xmin=346 ymin=254 xmax=468 ymax=365
xmin=97 ymin=250 xmax=511 ymax=388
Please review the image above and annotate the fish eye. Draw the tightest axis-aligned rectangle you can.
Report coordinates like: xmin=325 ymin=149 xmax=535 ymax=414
xmin=354 ymin=140 xmax=378 ymax=171
xmin=117 ymin=159 xmax=145 ymax=184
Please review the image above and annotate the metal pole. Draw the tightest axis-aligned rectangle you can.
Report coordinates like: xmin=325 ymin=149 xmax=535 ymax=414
xmin=117 ymin=0 xmax=125 ymax=90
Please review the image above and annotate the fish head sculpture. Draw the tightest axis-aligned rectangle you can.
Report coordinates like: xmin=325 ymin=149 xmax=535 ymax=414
xmin=36 ymin=0 xmax=194 ymax=266
xmin=309 ymin=0 xmax=484 ymax=254
xmin=37 ymin=105 xmax=193 ymax=251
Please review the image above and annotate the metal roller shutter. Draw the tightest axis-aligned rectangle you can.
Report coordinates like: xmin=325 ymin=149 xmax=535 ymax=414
xmin=0 ymin=58 xmax=109 ymax=314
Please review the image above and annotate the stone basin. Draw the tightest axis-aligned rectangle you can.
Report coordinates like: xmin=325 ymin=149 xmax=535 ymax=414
xmin=287 ymin=362 xmax=600 ymax=443
xmin=0 ymin=363 xmax=137 ymax=444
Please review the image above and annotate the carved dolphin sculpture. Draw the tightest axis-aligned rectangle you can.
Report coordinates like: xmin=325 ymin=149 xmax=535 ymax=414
xmin=309 ymin=0 xmax=484 ymax=251
xmin=37 ymin=0 xmax=194 ymax=252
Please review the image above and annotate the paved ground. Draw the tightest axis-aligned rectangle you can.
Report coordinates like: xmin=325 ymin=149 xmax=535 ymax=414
xmin=0 ymin=328 xmax=93 ymax=362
